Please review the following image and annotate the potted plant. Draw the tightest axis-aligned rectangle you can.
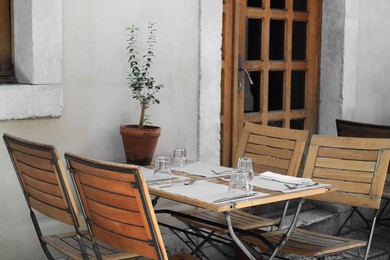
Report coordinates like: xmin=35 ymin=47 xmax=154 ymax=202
xmin=120 ymin=22 xmax=163 ymax=165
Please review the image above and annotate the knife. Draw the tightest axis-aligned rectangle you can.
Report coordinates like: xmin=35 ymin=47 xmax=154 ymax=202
xmin=213 ymin=193 xmax=257 ymax=203
xmin=146 ymin=177 xmax=178 ymax=183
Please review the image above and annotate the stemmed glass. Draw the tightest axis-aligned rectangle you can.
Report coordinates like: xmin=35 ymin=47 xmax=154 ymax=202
xmin=237 ymin=157 xmax=254 ymax=195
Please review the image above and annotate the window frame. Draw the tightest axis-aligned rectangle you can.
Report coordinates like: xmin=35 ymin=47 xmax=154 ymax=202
xmin=0 ymin=0 xmax=13 ymax=83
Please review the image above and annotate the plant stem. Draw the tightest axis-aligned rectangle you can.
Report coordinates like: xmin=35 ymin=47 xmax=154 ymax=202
xmin=139 ymin=103 xmax=147 ymax=129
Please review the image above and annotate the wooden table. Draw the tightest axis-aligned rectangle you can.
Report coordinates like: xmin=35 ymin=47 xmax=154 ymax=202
xmin=146 ymin=167 xmax=332 ymax=259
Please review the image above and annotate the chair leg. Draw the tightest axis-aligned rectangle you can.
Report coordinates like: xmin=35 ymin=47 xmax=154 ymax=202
xmin=363 ymin=209 xmax=379 ymax=260
xmin=29 ymin=209 xmax=55 ymax=260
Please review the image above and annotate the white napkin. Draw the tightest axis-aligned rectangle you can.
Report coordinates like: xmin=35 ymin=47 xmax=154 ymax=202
xmin=259 ymin=171 xmax=312 ymax=184
xmin=171 ymin=161 xmax=234 ymax=178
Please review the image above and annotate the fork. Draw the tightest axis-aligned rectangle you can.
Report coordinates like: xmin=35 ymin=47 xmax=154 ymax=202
xmin=284 ymin=182 xmax=319 ymax=190
xmin=159 ymin=179 xmax=196 ymax=188
xmin=211 ymin=170 xmax=230 ymax=175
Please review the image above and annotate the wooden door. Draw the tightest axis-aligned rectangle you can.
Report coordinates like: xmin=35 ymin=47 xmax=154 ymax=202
xmin=0 ymin=0 xmax=13 ymax=82
xmin=221 ymin=0 xmax=322 ymax=166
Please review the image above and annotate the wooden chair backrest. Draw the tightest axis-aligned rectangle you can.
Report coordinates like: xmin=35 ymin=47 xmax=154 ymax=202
xmin=65 ymin=153 xmax=168 ymax=260
xmin=3 ymin=134 xmax=81 ymax=226
xmin=302 ymin=135 xmax=390 ymax=209
xmin=235 ymin=122 xmax=309 ymax=176
xmin=336 ymin=119 xmax=390 ymax=138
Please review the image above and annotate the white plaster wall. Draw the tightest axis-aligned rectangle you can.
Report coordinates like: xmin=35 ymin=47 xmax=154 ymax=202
xmin=0 ymin=1 xmax=205 ymax=258
xmin=319 ymin=0 xmax=345 ymax=135
xmin=354 ymin=0 xmax=390 ymax=124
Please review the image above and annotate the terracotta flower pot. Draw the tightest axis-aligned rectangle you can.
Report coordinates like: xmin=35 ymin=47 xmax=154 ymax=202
xmin=120 ymin=125 xmax=161 ymax=165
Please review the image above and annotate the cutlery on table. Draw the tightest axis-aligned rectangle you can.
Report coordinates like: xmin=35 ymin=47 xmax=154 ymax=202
xmin=213 ymin=193 xmax=257 ymax=203
xmin=284 ymin=182 xmax=319 ymax=190
xmin=159 ymin=179 xmax=196 ymax=188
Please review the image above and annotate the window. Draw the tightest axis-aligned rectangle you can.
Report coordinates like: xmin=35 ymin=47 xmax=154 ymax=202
xmin=0 ymin=0 xmax=13 ymax=83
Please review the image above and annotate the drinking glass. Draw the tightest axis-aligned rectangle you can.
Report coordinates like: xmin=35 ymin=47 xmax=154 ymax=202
xmin=228 ymin=169 xmax=250 ymax=195
xmin=153 ymin=156 xmax=172 ymax=179
xmin=237 ymin=157 xmax=254 ymax=194
xmin=172 ymin=148 xmax=187 ymax=168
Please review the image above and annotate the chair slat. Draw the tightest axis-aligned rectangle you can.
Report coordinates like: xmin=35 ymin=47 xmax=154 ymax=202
xmin=23 ymin=174 xmax=63 ymax=197
xmin=245 ymin=152 xmax=290 ymax=170
xmin=318 ymin=146 xmax=379 ymax=161
xmin=315 ymin=157 xmax=376 ymax=172
xmin=70 ymin=160 xmax=136 ymax=182
xmin=29 ymin=197 xmax=74 ymax=225
xmin=313 ymin=168 xmax=373 ymax=183
xmin=13 ymin=150 xmax=53 ymax=171
xmin=82 ymin=185 xmax=139 ymax=211
xmin=84 ymin=198 xmax=144 ymax=227
xmin=27 ymin=184 xmax=67 ymax=209
xmin=77 ymin=171 xmax=136 ymax=197
xmin=246 ymin=143 xmax=293 ymax=160
xmin=90 ymin=211 xmax=150 ymax=241
xmin=19 ymin=162 xmax=58 ymax=184
xmin=248 ymin=135 xmax=296 ymax=150
xmin=7 ymin=141 xmax=53 ymax=159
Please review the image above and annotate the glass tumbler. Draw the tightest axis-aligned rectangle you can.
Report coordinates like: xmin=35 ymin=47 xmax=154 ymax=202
xmin=173 ymin=148 xmax=187 ymax=168
xmin=237 ymin=157 xmax=254 ymax=194
xmin=153 ymin=156 xmax=172 ymax=179
xmin=228 ymin=169 xmax=251 ymax=195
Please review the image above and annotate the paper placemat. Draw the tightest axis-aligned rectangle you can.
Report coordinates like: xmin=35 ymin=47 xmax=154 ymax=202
xmin=252 ymin=175 xmax=330 ymax=193
xmin=154 ymin=180 xmax=269 ymax=204
xmin=171 ymin=161 xmax=234 ymax=178
xmin=139 ymin=167 xmax=188 ymax=183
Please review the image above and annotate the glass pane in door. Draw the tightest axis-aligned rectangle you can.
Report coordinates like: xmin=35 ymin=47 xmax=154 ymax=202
xmin=271 ymin=0 xmax=285 ymax=9
xmin=290 ymin=119 xmax=305 ymax=129
xmin=269 ymin=20 xmax=285 ymax=60
xmin=292 ymin=21 xmax=307 ymax=60
xmin=291 ymin=70 xmax=305 ymax=109
xmin=246 ymin=18 xmax=262 ymax=60
xmin=293 ymin=0 xmax=307 ymax=12
xmin=247 ymin=0 xmax=262 ymax=8
xmin=244 ymin=71 xmax=261 ymax=113
xmin=268 ymin=71 xmax=284 ymax=111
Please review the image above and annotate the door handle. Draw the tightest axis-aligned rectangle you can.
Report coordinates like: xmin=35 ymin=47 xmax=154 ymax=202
xmin=238 ymin=55 xmax=253 ymax=93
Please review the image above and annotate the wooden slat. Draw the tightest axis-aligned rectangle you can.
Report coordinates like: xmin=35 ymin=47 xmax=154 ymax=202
xmin=311 ymin=178 xmax=371 ymax=194
xmin=318 ymin=146 xmax=378 ymax=161
xmin=19 ymin=163 xmax=58 ymax=184
xmin=22 ymin=174 xmax=62 ymax=196
xmin=69 ymin=160 xmax=136 ymax=182
xmin=13 ymin=150 xmax=53 ymax=171
xmin=248 ymin=134 xmax=296 ymax=150
xmin=313 ymin=168 xmax=373 ymax=183
xmin=29 ymin=197 xmax=73 ymax=225
xmin=91 ymin=224 xmax=158 ymax=260
xmin=315 ymin=157 xmax=376 ymax=172
xmin=85 ymin=198 xmax=143 ymax=227
xmin=27 ymin=184 xmax=67 ymax=209
xmin=82 ymin=185 xmax=139 ymax=211
xmin=77 ymin=171 xmax=136 ymax=197
xmin=90 ymin=212 xmax=150 ymax=241
xmin=253 ymin=164 xmax=288 ymax=175
xmin=246 ymin=152 xmax=290 ymax=170
xmin=7 ymin=141 xmax=53 ymax=159
xmin=246 ymin=143 xmax=293 ymax=159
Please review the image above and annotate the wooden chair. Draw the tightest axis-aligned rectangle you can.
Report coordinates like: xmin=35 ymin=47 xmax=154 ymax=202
xmin=169 ymin=123 xmax=308 ymax=256
xmin=64 ymin=153 xmax=196 ymax=260
xmin=3 ymin=134 xmax=157 ymax=260
xmin=241 ymin=135 xmax=390 ymax=260
xmin=336 ymin=118 xmax=390 ymax=225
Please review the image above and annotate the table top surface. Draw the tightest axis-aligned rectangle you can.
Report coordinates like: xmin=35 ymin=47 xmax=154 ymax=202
xmin=143 ymin=162 xmax=333 ymax=212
